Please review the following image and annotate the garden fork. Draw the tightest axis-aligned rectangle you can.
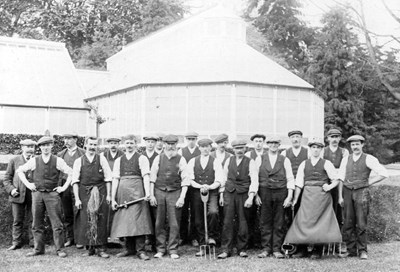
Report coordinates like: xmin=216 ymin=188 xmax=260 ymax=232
xmin=199 ymin=191 xmax=216 ymax=259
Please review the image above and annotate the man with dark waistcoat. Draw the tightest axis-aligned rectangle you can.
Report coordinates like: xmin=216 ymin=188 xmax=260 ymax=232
xmin=72 ymin=136 xmax=113 ymax=258
xmin=111 ymin=135 xmax=153 ymax=260
xmin=3 ymin=139 xmax=36 ymax=250
xmin=101 ymin=137 xmax=124 ymax=171
xmin=178 ymin=131 xmax=201 ymax=246
xmin=155 ymin=133 xmax=166 ymax=154
xmin=100 ymin=136 xmax=123 ymax=240
xmin=17 ymin=136 xmax=72 ymax=258
xmin=338 ymin=135 xmax=388 ymax=260
xmin=57 ymin=133 xmax=85 ymax=247
xmin=217 ymin=139 xmax=259 ymax=259
xmin=245 ymin=134 xmax=268 ymax=160
xmin=143 ymin=134 xmax=160 ymax=168
xmin=149 ymin=134 xmax=189 ymax=259
xmin=211 ymin=133 xmax=232 ymax=168
xmin=255 ymin=136 xmax=295 ymax=259
xmin=281 ymin=130 xmax=309 ymax=257
xmin=322 ymin=129 xmax=349 ymax=231
xmin=187 ymin=138 xmax=223 ymax=256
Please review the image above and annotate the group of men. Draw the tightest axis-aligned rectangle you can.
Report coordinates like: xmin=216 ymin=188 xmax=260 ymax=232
xmin=3 ymin=128 xmax=388 ymax=261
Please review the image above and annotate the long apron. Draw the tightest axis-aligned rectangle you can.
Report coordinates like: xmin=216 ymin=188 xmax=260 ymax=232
xmin=110 ymin=175 xmax=153 ymax=238
xmin=74 ymin=183 xmax=109 ymax=246
xmin=284 ymin=185 xmax=342 ymax=244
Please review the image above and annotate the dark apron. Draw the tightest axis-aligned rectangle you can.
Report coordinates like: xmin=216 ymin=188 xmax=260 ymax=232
xmin=74 ymin=182 xmax=109 ymax=246
xmin=111 ymin=175 xmax=153 ymax=238
xmin=284 ymin=185 xmax=342 ymax=244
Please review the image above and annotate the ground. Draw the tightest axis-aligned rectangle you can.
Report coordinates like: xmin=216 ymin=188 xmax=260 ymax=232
xmin=0 ymin=242 xmax=399 ymax=272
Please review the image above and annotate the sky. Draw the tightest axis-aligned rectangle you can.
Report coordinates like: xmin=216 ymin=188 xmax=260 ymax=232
xmin=185 ymin=0 xmax=400 ymax=50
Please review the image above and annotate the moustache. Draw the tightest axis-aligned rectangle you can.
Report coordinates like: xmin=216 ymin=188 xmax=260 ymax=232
xmin=89 ymin=148 xmax=96 ymax=152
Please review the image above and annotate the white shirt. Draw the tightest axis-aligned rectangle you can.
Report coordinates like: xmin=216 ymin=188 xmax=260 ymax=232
xmin=255 ymin=153 xmax=295 ymax=190
xmin=295 ymin=158 xmax=338 ymax=188
xmin=187 ymin=155 xmax=224 ymax=186
xmin=17 ymin=154 xmax=73 ymax=183
xmin=112 ymin=152 xmax=150 ymax=179
xmin=245 ymin=149 xmax=265 ymax=158
xmin=178 ymin=146 xmax=197 ymax=156
xmin=150 ymin=152 xmax=190 ymax=187
xmin=71 ymin=154 xmax=113 ymax=185
xmin=338 ymin=153 xmax=388 ymax=181
xmin=100 ymin=150 xmax=119 ymax=160
xmin=220 ymin=156 xmax=259 ymax=194
xmin=145 ymin=150 xmax=156 ymax=159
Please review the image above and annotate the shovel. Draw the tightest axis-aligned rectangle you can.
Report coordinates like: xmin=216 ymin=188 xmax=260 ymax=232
xmin=199 ymin=190 xmax=216 ymax=259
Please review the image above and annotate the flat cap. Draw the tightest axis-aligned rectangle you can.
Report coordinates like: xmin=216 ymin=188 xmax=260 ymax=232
xmin=231 ymin=139 xmax=247 ymax=148
xmin=250 ymin=134 xmax=266 ymax=141
xmin=266 ymin=136 xmax=281 ymax=144
xmin=327 ymin=128 xmax=342 ymax=137
xmin=288 ymin=130 xmax=303 ymax=137
xmin=37 ymin=136 xmax=54 ymax=146
xmin=347 ymin=135 xmax=365 ymax=143
xmin=106 ymin=137 xmax=121 ymax=143
xmin=198 ymin=138 xmax=213 ymax=147
xmin=61 ymin=133 xmax=78 ymax=138
xmin=214 ymin=133 xmax=229 ymax=143
xmin=163 ymin=134 xmax=179 ymax=144
xmin=143 ymin=134 xmax=159 ymax=141
xmin=20 ymin=139 xmax=37 ymax=146
xmin=308 ymin=137 xmax=325 ymax=148
xmin=185 ymin=131 xmax=199 ymax=138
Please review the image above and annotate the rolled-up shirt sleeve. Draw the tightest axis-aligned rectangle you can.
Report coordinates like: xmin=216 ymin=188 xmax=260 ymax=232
xmin=338 ymin=156 xmax=348 ymax=182
xmin=150 ymin=155 xmax=160 ymax=183
xmin=284 ymin=158 xmax=295 ymax=190
xmin=113 ymin=157 xmax=122 ymax=179
xmin=17 ymin=157 xmax=36 ymax=174
xmin=213 ymin=160 xmax=223 ymax=185
xmin=56 ymin=158 xmax=73 ymax=184
xmin=71 ymin=158 xmax=82 ymax=185
xmin=179 ymin=157 xmax=190 ymax=187
xmin=249 ymin=159 xmax=259 ymax=194
xmin=324 ymin=160 xmax=339 ymax=181
xmin=220 ymin=157 xmax=231 ymax=193
xmin=139 ymin=155 xmax=150 ymax=177
xmin=366 ymin=155 xmax=389 ymax=178
xmin=295 ymin=161 xmax=306 ymax=188
xmin=187 ymin=158 xmax=195 ymax=182
xmin=100 ymin=156 xmax=112 ymax=182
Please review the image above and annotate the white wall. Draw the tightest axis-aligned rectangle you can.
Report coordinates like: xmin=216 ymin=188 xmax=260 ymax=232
xmin=89 ymin=83 xmax=324 ymax=142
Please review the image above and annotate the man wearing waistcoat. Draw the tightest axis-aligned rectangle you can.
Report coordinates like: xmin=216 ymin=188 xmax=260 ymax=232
xmin=217 ymin=139 xmax=259 ymax=259
xmin=255 ymin=137 xmax=295 ymax=259
xmin=187 ymin=138 xmax=223 ymax=256
xmin=149 ymin=134 xmax=189 ymax=259
xmin=178 ymin=131 xmax=201 ymax=247
xmin=155 ymin=133 xmax=166 ymax=154
xmin=245 ymin=134 xmax=268 ymax=160
xmin=338 ymin=135 xmax=388 ymax=260
xmin=72 ymin=137 xmax=113 ymax=258
xmin=57 ymin=133 xmax=85 ymax=248
xmin=211 ymin=133 xmax=232 ymax=168
xmin=100 ymin=136 xmax=123 ymax=241
xmin=281 ymin=130 xmax=309 ymax=257
xmin=17 ymin=136 xmax=72 ymax=258
xmin=322 ymin=128 xmax=349 ymax=250
xmin=3 ymin=139 xmax=36 ymax=250
xmin=111 ymin=135 xmax=153 ymax=260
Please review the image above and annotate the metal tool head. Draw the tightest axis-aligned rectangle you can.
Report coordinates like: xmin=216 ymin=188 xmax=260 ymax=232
xmin=282 ymin=243 xmax=297 ymax=258
xmin=200 ymin=244 xmax=216 ymax=260
xmin=200 ymin=191 xmax=209 ymax=203
xmin=322 ymin=243 xmax=338 ymax=257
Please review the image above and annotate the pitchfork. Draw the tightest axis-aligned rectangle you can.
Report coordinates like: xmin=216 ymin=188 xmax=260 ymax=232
xmin=199 ymin=190 xmax=216 ymax=259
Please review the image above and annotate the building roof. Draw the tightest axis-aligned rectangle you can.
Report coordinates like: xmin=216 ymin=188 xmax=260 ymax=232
xmin=87 ymin=5 xmax=314 ymax=99
xmin=0 ymin=36 xmax=87 ymax=108
xmin=76 ymin=69 xmax=110 ymax=98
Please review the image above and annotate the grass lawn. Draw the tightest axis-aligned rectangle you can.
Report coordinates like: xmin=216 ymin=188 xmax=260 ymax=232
xmin=0 ymin=242 xmax=399 ymax=272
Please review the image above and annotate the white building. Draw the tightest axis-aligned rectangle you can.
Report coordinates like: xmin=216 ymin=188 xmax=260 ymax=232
xmin=0 ymin=37 xmax=94 ymax=136
xmin=85 ymin=6 xmax=324 ymax=144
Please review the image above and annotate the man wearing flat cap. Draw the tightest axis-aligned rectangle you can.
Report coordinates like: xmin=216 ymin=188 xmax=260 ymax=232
xmin=246 ymin=134 xmax=267 ymax=160
xmin=110 ymin=135 xmax=153 ymax=260
xmin=255 ymin=137 xmax=295 ymax=259
xmin=338 ymin=135 xmax=388 ymax=260
xmin=178 ymin=131 xmax=201 ymax=247
xmin=57 ymin=133 xmax=85 ymax=247
xmin=285 ymin=137 xmax=342 ymax=259
xmin=322 ymin=128 xmax=349 ymax=238
xmin=72 ymin=136 xmax=113 ymax=258
xmin=17 ymin=136 xmax=73 ymax=258
xmin=101 ymin=137 xmax=123 ymax=171
xmin=211 ymin=133 xmax=232 ymax=167
xmin=143 ymin=134 xmax=160 ymax=168
xmin=187 ymin=138 xmax=224 ymax=256
xmin=155 ymin=133 xmax=166 ymax=154
xmin=3 ymin=139 xmax=36 ymax=250
xmin=218 ymin=139 xmax=259 ymax=259
xmin=149 ymin=134 xmax=190 ymax=259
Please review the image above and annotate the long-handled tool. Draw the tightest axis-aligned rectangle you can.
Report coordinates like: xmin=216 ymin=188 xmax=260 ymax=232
xmin=199 ymin=191 xmax=216 ymax=259
xmin=281 ymin=206 xmax=297 ymax=258
xmin=116 ymin=197 xmax=146 ymax=209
